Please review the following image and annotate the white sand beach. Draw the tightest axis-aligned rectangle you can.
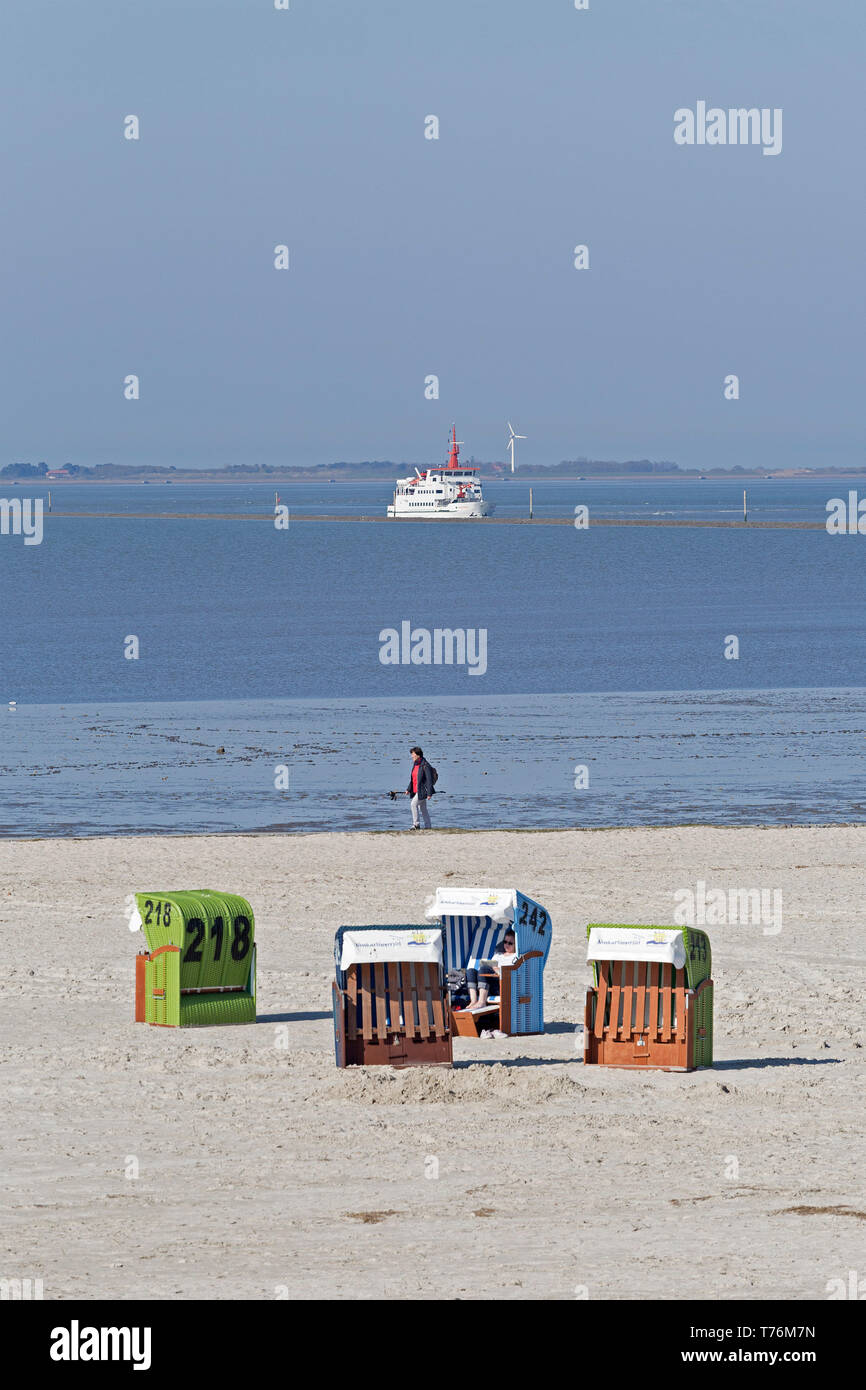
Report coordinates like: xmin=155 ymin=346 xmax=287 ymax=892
xmin=1 ymin=825 xmax=864 ymax=1301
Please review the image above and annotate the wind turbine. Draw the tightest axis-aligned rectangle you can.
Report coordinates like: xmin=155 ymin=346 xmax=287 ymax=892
xmin=506 ymin=421 xmax=526 ymax=474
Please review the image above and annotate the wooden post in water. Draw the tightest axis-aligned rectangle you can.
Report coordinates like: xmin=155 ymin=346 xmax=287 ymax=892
xmin=529 ymin=487 xmax=533 ymax=519
xmin=743 ymin=489 xmax=747 ymax=523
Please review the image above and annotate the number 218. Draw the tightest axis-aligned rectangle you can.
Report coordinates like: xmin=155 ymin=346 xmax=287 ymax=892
xmin=183 ymin=915 xmax=251 ymax=964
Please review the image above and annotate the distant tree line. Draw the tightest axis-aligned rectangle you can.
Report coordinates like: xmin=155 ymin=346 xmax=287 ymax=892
xmin=4 ymin=458 xmax=865 ymax=481
xmin=534 ymin=459 xmax=681 ymax=475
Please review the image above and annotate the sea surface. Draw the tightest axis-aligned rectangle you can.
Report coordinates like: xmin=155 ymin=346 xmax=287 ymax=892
xmin=9 ymin=475 xmax=858 ymax=522
xmin=2 ymin=479 xmax=865 ymax=835
xmin=3 ymin=690 xmax=865 ymax=837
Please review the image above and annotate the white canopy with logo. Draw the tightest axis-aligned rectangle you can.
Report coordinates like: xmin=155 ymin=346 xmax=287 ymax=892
xmin=340 ymin=928 xmax=444 ymax=971
xmin=424 ymin=887 xmax=517 ymax=924
xmin=586 ymin=926 xmax=686 ymax=971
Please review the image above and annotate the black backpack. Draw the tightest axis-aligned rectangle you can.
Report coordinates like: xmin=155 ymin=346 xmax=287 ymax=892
xmin=428 ymin=763 xmax=439 ymax=792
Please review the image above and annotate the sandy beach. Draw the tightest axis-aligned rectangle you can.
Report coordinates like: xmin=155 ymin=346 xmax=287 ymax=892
xmin=2 ymin=825 xmax=864 ymax=1302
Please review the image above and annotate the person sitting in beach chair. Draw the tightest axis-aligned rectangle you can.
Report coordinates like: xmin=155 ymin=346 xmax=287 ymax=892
xmin=463 ymin=928 xmax=517 ymax=1010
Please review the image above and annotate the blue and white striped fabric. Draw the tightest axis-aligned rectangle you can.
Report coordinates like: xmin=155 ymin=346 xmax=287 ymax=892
xmin=442 ymin=916 xmax=511 ymax=970
xmin=466 ymin=922 xmax=507 ymax=971
xmin=442 ymin=915 xmax=474 ymax=971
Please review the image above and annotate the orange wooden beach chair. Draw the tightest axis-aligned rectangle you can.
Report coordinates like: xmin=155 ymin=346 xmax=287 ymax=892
xmin=332 ymin=925 xmax=453 ymax=1068
xmin=583 ymin=924 xmax=713 ymax=1071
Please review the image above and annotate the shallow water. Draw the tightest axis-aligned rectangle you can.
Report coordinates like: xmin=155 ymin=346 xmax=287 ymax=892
xmin=3 ymin=689 xmax=864 ymax=837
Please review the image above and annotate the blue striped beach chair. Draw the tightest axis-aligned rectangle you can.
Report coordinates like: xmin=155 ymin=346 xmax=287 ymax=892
xmin=427 ymin=887 xmax=552 ymax=1037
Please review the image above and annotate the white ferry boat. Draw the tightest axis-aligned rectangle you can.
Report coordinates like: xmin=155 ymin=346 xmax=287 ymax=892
xmin=387 ymin=427 xmax=494 ymax=518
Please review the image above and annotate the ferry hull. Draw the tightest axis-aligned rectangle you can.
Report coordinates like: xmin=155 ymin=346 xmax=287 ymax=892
xmin=387 ymin=501 xmax=494 ymax=519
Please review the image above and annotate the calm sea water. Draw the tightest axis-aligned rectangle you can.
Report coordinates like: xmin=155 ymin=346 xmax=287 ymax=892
xmin=3 ymin=690 xmax=865 ymax=837
xmin=2 ymin=503 xmax=865 ymax=701
xmin=2 ymin=479 xmax=865 ymax=834
xmin=12 ymin=475 xmax=856 ymax=522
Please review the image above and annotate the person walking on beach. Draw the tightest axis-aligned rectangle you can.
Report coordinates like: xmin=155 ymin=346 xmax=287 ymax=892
xmin=406 ymin=745 xmax=436 ymax=830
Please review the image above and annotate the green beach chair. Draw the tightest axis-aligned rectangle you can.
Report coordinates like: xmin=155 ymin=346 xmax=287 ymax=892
xmin=131 ymin=890 xmax=256 ymax=1027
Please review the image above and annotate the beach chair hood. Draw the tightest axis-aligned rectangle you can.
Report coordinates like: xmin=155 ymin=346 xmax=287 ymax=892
xmin=588 ymin=925 xmax=687 ymax=971
xmin=425 ymin=887 xmax=517 ymax=924
xmin=339 ymin=927 xmax=443 ymax=972
xmin=586 ymin=923 xmax=711 ymax=990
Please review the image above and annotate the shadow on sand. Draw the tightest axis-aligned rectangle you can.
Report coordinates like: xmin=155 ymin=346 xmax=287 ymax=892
xmin=453 ymin=1057 xmax=577 ymax=1070
xmin=257 ymin=1011 xmax=332 ymax=1023
xmin=712 ymin=1056 xmax=842 ymax=1070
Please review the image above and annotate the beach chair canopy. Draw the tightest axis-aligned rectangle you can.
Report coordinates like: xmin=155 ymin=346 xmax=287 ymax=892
xmin=425 ymin=886 xmax=552 ymax=970
xmin=425 ymin=886 xmax=518 ymax=924
xmin=586 ymin=923 xmax=711 ymax=991
xmin=339 ymin=927 xmax=443 ymax=971
xmin=334 ymin=924 xmax=445 ymax=990
xmin=587 ymin=925 xmax=687 ymax=970
xmin=131 ymin=889 xmax=255 ymax=991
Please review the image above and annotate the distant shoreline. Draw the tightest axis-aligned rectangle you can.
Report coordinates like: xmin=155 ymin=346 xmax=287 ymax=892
xmin=12 ymin=472 xmax=866 ymax=485
xmin=43 ymin=512 xmax=827 ymax=529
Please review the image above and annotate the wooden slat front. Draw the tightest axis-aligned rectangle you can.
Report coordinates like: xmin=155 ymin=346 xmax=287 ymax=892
xmin=404 ymin=963 xmax=418 ymax=1037
xmin=634 ymin=960 xmax=647 ymax=1035
xmin=387 ymin=962 xmax=402 ymax=1032
xmin=428 ymin=966 xmax=446 ymax=1038
xmin=595 ymin=961 xmax=609 ymax=1039
xmin=415 ymin=962 xmax=431 ymax=1039
xmin=374 ymin=962 xmax=387 ymax=1039
xmin=647 ymin=962 xmax=660 ymax=1038
xmin=661 ymin=964 xmax=672 ymax=1040
xmin=347 ymin=965 xmax=358 ymax=1041
xmin=610 ymin=960 xmax=624 ymax=1039
xmin=621 ymin=960 xmax=634 ymax=1041
xmin=584 ymin=987 xmax=594 ymax=1037
xmin=361 ymin=965 xmax=373 ymax=1041
xmin=675 ymin=968 xmax=686 ymax=1041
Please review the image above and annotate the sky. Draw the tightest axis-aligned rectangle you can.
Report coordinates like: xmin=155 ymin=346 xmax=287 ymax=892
xmin=0 ymin=0 xmax=863 ymax=471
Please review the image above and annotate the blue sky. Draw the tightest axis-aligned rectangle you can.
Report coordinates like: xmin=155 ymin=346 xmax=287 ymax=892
xmin=1 ymin=0 xmax=862 ymax=470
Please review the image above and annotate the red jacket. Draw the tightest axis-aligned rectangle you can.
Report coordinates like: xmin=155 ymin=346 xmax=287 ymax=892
xmin=407 ymin=759 xmax=435 ymax=798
